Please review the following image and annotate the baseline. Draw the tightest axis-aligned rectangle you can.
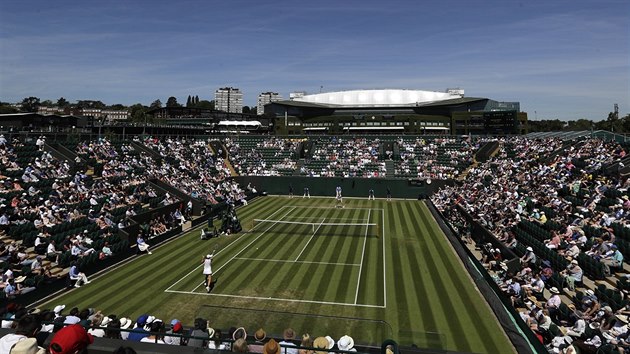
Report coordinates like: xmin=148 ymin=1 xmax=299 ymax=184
xmin=164 ymin=289 xmax=386 ymax=309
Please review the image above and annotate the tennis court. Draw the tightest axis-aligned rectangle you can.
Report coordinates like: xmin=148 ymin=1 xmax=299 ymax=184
xmin=166 ymin=205 xmax=386 ymax=308
xmin=41 ymin=196 xmax=512 ymax=352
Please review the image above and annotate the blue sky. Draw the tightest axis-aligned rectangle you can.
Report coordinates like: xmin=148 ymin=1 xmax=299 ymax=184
xmin=0 ymin=0 xmax=628 ymax=120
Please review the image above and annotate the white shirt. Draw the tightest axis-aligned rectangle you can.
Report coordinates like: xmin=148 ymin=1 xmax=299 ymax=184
xmin=203 ymin=256 xmax=213 ymax=275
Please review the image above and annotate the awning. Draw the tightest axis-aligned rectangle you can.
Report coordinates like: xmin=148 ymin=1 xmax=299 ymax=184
xmin=344 ymin=126 xmax=404 ymax=130
xmin=217 ymin=120 xmax=261 ymax=126
xmin=420 ymin=126 xmax=450 ymax=130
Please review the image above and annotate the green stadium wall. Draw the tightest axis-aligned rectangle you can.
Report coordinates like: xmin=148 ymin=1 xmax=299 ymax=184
xmin=232 ymin=176 xmax=456 ymax=199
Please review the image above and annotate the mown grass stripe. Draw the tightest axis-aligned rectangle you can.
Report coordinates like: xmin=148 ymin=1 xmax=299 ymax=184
xmin=417 ymin=203 xmax=503 ymax=353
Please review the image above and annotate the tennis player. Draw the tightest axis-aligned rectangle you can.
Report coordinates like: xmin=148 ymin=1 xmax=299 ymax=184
xmin=203 ymin=250 xmax=216 ymax=292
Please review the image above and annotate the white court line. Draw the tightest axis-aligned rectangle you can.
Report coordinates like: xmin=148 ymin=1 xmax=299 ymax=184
xmin=287 ymin=205 xmax=384 ymax=211
xmin=166 ymin=205 xmax=289 ymax=292
xmin=382 ymin=209 xmax=387 ymax=307
xmin=235 ymin=257 xmax=360 ymax=267
xmin=354 ymin=209 xmax=370 ymax=304
xmin=164 ymin=289 xmax=386 ymax=309
xmin=212 ymin=208 xmax=296 ymax=274
xmin=294 ymin=218 xmax=325 ymax=262
xmin=191 ymin=206 xmax=296 ymax=292
xmin=284 ymin=216 xmax=370 ymax=222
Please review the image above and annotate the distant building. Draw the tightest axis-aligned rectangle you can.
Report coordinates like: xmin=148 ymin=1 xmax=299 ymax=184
xmin=265 ymin=88 xmax=527 ymax=135
xmin=257 ymin=92 xmax=283 ymax=115
xmin=38 ymin=106 xmax=67 ymax=115
xmin=38 ymin=106 xmax=129 ymax=121
xmin=215 ymin=87 xmax=243 ymax=113
xmin=101 ymin=110 xmax=130 ymax=121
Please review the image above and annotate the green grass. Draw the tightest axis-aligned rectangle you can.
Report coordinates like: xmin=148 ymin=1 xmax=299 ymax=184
xmin=42 ymin=197 xmax=512 ymax=353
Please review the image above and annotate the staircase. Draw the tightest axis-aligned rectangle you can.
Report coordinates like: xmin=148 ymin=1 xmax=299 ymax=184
xmin=385 ymin=160 xmax=395 ymax=178
xmin=293 ymin=160 xmax=305 ymax=176
xmin=224 ymin=159 xmax=238 ymax=177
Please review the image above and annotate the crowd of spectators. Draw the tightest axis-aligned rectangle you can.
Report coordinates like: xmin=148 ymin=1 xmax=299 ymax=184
xmin=144 ymin=137 xmax=246 ymax=205
xmin=395 ymin=137 xmax=476 ymax=180
xmin=0 ymin=136 xmax=248 ymax=301
xmin=305 ymin=137 xmax=386 ymax=178
xmin=433 ymin=137 xmax=630 ymax=353
xmin=0 ymin=303 xmax=360 ymax=354
xmin=224 ymin=137 xmax=300 ymax=176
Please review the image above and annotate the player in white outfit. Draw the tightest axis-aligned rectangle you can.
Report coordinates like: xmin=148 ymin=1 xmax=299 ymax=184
xmin=203 ymin=250 xmax=215 ymax=292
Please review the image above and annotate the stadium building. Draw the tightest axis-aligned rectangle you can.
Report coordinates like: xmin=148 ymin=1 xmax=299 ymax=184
xmin=265 ymin=89 xmax=527 ymax=135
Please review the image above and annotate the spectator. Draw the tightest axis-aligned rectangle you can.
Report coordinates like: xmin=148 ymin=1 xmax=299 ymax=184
xmin=279 ymin=328 xmax=297 ymax=354
xmin=0 ymin=315 xmax=41 ymax=353
xmin=48 ymin=324 xmax=93 ymax=354
xmin=164 ymin=321 xmax=183 ymax=346
xmin=263 ymin=339 xmax=280 ymax=354
xmin=250 ymin=328 xmax=266 ymax=353
xmin=337 ymin=335 xmax=356 ymax=352
xmin=136 ymin=236 xmax=152 ymax=255
xmin=298 ymin=334 xmax=314 ymax=354
xmin=187 ymin=318 xmax=208 ymax=348
xmin=233 ymin=338 xmax=249 ymax=353
xmin=69 ymin=263 xmax=90 ymax=288
xmin=140 ymin=320 xmax=165 ymax=344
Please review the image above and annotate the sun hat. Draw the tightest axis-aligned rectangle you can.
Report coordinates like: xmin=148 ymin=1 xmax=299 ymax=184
xmin=254 ymin=328 xmax=266 ymax=341
xmin=9 ymin=338 xmax=45 ymax=354
xmin=549 ymin=287 xmax=559 ymax=294
xmin=603 ymin=306 xmax=613 ymax=312
xmin=206 ymin=254 xmax=212 ymax=259
xmin=313 ymin=337 xmax=329 ymax=354
xmin=263 ymin=339 xmax=280 ymax=354
xmin=100 ymin=317 xmax=112 ymax=327
xmin=337 ymin=335 xmax=355 ymax=351
xmin=14 ymin=276 xmax=26 ymax=283
xmin=526 ymin=246 xmax=533 ymax=252
xmin=48 ymin=324 xmax=94 ymax=354
xmin=120 ymin=317 xmax=132 ymax=330
xmin=53 ymin=305 xmax=66 ymax=314
xmin=589 ymin=322 xmax=601 ymax=330
xmin=585 ymin=289 xmax=595 ymax=297
xmin=616 ymin=314 xmax=629 ymax=323
xmin=233 ymin=327 xmax=247 ymax=341
xmin=571 ymin=259 xmax=579 ymax=265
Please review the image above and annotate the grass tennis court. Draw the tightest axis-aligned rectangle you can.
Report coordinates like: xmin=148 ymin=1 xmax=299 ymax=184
xmin=41 ymin=196 xmax=513 ymax=353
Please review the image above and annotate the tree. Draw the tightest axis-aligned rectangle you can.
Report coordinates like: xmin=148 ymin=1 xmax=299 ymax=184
xmin=76 ymin=100 xmax=106 ymax=109
xmin=166 ymin=96 xmax=181 ymax=107
xmin=195 ymin=100 xmax=214 ymax=110
xmin=57 ymin=97 xmax=69 ymax=107
xmin=20 ymin=97 xmax=41 ymax=112
xmin=149 ymin=99 xmax=162 ymax=109
xmin=129 ymin=103 xmax=147 ymax=122
xmin=242 ymin=106 xmax=251 ymax=114
xmin=606 ymin=111 xmax=621 ymax=132
xmin=109 ymin=104 xmax=127 ymax=110
xmin=40 ymin=100 xmax=54 ymax=107
xmin=195 ymin=95 xmax=199 ymax=105
xmin=0 ymin=102 xmax=18 ymax=114
xmin=186 ymin=95 xmax=192 ymax=107
xmin=565 ymin=119 xmax=594 ymax=131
